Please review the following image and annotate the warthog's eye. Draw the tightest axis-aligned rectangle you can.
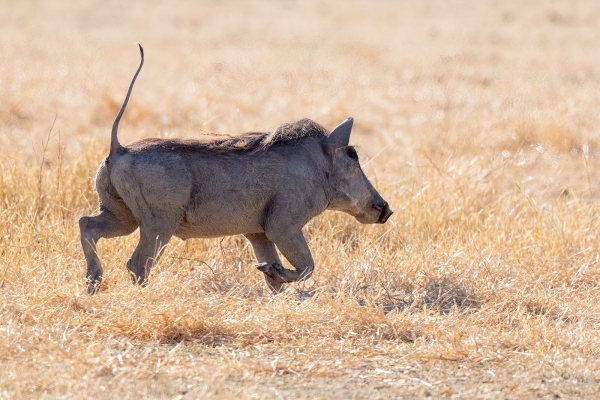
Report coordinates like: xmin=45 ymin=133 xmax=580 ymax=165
xmin=346 ymin=146 xmax=359 ymax=161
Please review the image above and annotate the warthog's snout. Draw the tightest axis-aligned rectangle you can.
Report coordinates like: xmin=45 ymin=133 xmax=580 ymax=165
xmin=372 ymin=201 xmax=393 ymax=224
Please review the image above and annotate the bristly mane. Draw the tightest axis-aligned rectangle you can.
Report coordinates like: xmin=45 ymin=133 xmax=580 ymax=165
xmin=214 ymin=118 xmax=329 ymax=152
xmin=129 ymin=118 xmax=330 ymax=154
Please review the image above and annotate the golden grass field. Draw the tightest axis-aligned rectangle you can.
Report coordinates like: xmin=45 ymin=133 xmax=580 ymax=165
xmin=2 ymin=0 xmax=600 ymax=398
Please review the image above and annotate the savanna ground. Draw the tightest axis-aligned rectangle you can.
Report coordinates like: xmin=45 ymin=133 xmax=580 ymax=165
xmin=2 ymin=0 xmax=600 ymax=398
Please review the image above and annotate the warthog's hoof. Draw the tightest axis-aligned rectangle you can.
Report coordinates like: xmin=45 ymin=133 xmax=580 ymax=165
xmin=87 ymin=279 xmax=102 ymax=295
xmin=87 ymin=283 xmax=97 ymax=295
xmin=256 ymin=262 xmax=292 ymax=283
xmin=86 ymin=272 xmax=103 ymax=295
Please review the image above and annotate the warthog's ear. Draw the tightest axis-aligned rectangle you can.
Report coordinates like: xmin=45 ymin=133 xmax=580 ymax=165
xmin=325 ymin=117 xmax=354 ymax=149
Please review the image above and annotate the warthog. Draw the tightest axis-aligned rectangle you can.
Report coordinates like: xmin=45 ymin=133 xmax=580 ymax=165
xmin=79 ymin=44 xmax=393 ymax=294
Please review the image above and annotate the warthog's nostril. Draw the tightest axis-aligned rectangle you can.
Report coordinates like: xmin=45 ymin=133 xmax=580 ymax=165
xmin=378 ymin=202 xmax=393 ymax=224
xmin=372 ymin=203 xmax=384 ymax=212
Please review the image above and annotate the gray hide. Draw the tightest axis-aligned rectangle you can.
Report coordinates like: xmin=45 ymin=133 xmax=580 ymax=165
xmin=79 ymin=45 xmax=393 ymax=294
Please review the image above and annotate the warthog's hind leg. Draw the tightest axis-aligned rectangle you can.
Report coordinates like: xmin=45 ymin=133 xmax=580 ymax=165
xmin=79 ymin=208 xmax=138 ymax=294
xmin=244 ymin=233 xmax=285 ymax=293
xmin=126 ymin=219 xmax=180 ymax=286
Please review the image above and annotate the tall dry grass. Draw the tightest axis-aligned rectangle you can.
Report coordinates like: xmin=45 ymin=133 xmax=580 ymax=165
xmin=2 ymin=0 xmax=600 ymax=398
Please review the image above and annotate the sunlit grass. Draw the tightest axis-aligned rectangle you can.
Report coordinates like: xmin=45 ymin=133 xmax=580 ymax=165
xmin=2 ymin=0 xmax=600 ymax=398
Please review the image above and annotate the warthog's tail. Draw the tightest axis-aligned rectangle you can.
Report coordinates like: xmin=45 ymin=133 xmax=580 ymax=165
xmin=110 ymin=43 xmax=144 ymax=156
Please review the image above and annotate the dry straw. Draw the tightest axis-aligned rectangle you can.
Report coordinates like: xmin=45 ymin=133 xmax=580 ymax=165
xmin=2 ymin=0 xmax=600 ymax=397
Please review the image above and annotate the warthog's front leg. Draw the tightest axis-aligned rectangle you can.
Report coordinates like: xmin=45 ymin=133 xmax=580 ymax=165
xmin=79 ymin=208 xmax=138 ymax=294
xmin=244 ymin=233 xmax=285 ymax=293
xmin=260 ymin=230 xmax=315 ymax=286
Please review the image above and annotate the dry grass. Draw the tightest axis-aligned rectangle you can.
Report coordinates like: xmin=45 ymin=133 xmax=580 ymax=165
xmin=2 ymin=0 xmax=600 ymax=398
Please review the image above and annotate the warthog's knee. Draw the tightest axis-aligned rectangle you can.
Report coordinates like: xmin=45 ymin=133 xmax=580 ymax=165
xmin=256 ymin=263 xmax=288 ymax=283
xmin=256 ymin=262 xmax=313 ymax=283
xmin=79 ymin=216 xmax=89 ymax=233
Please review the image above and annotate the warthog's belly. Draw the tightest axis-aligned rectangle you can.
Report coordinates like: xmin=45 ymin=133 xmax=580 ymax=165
xmin=174 ymin=215 xmax=263 ymax=239
xmin=175 ymin=222 xmax=263 ymax=240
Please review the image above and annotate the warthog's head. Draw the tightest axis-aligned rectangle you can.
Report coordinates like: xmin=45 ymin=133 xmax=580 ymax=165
xmin=322 ymin=118 xmax=393 ymax=224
